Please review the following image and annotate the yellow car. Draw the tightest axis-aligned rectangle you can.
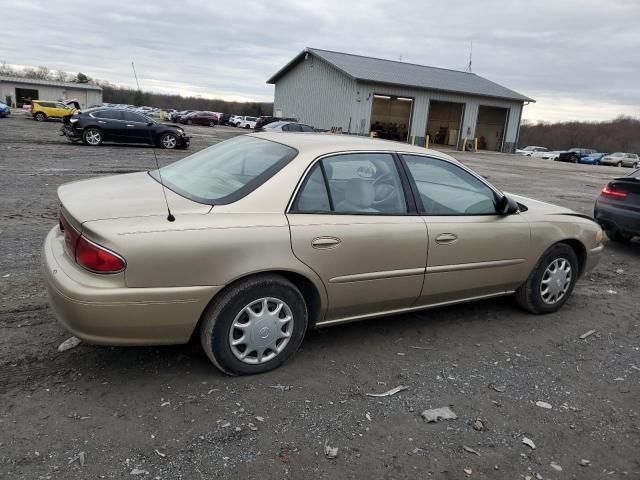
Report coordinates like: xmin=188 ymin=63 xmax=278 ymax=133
xmin=31 ymin=100 xmax=80 ymax=122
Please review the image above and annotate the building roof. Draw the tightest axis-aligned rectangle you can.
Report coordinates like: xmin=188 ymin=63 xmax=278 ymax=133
xmin=267 ymin=48 xmax=533 ymax=103
xmin=0 ymin=75 xmax=102 ymax=91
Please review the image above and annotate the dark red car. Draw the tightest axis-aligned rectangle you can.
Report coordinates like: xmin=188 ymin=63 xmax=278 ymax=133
xmin=180 ymin=112 xmax=218 ymax=126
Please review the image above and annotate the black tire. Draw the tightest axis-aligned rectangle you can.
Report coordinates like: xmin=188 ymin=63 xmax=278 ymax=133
xmin=200 ymin=274 xmax=308 ymax=375
xmin=515 ymin=243 xmax=579 ymax=314
xmin=159 ymin=132 xmax=178 ymax=149
xmin=606 ymin=229 xmax=632 ymax=243
xmin=209 ymin=121 xmax=215 ymax=127
xmin=187 ymin=119 xmax=193 ymax=125
xmin=572 ymin=156 xmax=578 ymax=163
xmin=82 ymin=127 xmax=103 ymax=146
xmin=617 ymin=161 xmax=622 ymax=167
xmin=34 ymin=112 xmax=46 ymax=122
xmin=633 ymin=162 xmax=638 ymax=169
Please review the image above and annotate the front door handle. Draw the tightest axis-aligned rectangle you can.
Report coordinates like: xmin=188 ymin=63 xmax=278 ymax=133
xmin=311 ymin=237 xmax=341 ymax=249
xmin=435 ymin=233 xmax=458 ymax=245
xmin=126 ymin=124 xmax=135 ymax=127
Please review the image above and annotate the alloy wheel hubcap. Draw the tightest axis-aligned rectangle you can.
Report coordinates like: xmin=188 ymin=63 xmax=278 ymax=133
xmin=162 ymin=135 xmax=176 ymax=148
xmin=86 ymin=130 xmax=101 ymax=144
xmin=229 ymin=297 xmax=294 ymax=364
xmin=540 ymin=258 xmax=572 ymax=305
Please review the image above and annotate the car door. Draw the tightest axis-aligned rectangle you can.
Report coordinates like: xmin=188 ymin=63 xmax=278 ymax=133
xmin=400 ymin=154 xmax=531 ymax=306
xmin=121 ymin=111 xmax=152 ymax=143
xmin=90 ymin=109 xmax=123 ymax=141
xmin=287 ymin=152 xmax=428 ymax=323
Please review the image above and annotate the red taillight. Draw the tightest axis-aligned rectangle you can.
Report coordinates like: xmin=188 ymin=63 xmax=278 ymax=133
xmin=75 ymin=236 xmax=126 ymax=273
xmin=59 ymin=211 xmax=125 ymax=273
xmin=601 ymin=184 xmax=627 ymax=199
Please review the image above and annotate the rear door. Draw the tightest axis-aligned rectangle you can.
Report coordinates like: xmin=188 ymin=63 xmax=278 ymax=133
xmin=287 ymin=152 xmax=428 ymax=323
xmin=90 ymin=109 xmax=123 ymax=141
xmin=400 ymin=154 xmax=531 ymax=305
xmin=121 ymin=111 xmax=152 ymax=143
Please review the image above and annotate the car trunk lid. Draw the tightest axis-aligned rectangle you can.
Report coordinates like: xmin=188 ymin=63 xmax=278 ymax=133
xmin=58 ymin=171 xmax=210 ymax=224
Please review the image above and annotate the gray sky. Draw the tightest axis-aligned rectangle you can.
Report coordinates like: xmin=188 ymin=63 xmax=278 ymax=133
xmin=2 ymin=0 xmax=639 ymax=122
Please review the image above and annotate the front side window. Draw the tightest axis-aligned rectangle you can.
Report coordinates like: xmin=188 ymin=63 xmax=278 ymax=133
xmin=293 ymin=153 xmax=408 ymax=214
xmin=153 ymin=136 xmax=297 ymax=204
xmin=123 ymin=111 xmax=147 ymax=123
xmin=403 ymin=155 xmax=498 ymax=215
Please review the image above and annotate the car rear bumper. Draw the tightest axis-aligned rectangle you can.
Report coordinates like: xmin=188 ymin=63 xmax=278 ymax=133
xmin=60 ymin=124 xmax=81 ymax=139
xmin=43 ymin=227 xmax=222 ymax=345
xmin=594 ymin=200 xmax=640 ymax=236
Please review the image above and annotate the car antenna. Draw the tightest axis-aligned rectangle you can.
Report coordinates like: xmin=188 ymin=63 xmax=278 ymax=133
xmin=132 ymin=60 xmax=175 ymax=222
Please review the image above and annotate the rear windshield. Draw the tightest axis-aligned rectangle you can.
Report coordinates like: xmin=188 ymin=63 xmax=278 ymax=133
xmin=151 ymin=136 xmax=297 ymax=205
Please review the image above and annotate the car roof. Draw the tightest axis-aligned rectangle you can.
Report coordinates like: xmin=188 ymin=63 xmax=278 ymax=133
xmin=249 ymin=132 xmax=455 ymax=159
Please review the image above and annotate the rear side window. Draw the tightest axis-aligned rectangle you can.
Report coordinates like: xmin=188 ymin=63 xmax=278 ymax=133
xmin=292 ymin=153 xmax=408 ymax=215
xmin=153 ymin=136 xmax=297 ymax=205
xmin=93 ymin=110 xmax=122 ymax=120
xmin=403 ymin=155 xmax=498 ymax=215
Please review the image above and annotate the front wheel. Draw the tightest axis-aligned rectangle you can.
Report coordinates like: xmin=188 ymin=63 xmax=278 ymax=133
xmin=187 ymin=119 xmax=193 ymax=125
xmin=209 ymin=121 xmax=215 ymax=127
xmin=160 ymin=133 xmax=178 ymax=149
xmin=515 ymin=244 xmax=578 ymax=314
xmin=617 ymin=161 xmax=623 ymax=167
xmin=200 ymin=274 xmax=308 ymax=375
xmin=34 ymin=112 xmax=46 ymax=122
xmin=82 ymin=128 xmax=103 ymax=146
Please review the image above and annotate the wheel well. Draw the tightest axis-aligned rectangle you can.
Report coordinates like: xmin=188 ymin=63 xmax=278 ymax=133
xmin=559 ymin=239 xmax=587 ymax=275
xmin=189 ymin=270 xmax=323 ymax=343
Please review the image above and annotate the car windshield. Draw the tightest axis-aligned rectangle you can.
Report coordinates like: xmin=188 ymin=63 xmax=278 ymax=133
xmin=611 ymin=152 xmax=625 ymax=157
xmin=151 ymin=136 xmax=297 ymax=204
xmin=522 ymin=146 xmax=535 ymax=151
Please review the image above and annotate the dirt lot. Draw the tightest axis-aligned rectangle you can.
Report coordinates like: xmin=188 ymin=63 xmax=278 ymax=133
xmin=0 ymin=111 xmax=638 ymax=479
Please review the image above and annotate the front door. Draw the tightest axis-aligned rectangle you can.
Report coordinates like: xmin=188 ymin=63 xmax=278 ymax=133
xmin=400 ymin=154 xmax=531 ymax=306
xmin=287 ymin=152 xmax=428 ymax=323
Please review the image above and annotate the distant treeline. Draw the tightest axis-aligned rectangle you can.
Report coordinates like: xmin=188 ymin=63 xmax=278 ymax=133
xmin=519 ymin=116 xmax=640 ymax=153
xmin=102 ymin=86 xmax=273 ymax=117
xmin=0 ymin=63 xmax=274 ymax=116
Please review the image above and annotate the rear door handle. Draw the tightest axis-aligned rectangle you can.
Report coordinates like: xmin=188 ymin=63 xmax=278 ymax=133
xmin=311 ymin=237 xmax=341 ymax=249
xmin=435 ymin=233 xmax=458 ymax=245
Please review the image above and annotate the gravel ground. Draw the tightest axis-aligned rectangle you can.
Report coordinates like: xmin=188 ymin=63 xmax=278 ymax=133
xmin=0 ymin=111 xmax=638 ymax=479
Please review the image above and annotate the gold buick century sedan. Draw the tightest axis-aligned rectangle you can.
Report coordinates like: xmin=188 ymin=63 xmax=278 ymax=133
xmin=44 ymin=133 xmax=603 ymax=375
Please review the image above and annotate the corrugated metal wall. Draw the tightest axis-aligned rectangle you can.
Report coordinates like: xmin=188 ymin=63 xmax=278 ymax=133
xmin=272 ymin=59 xmax=525 ymax=152
xmin=0 ymin=81 xmax=102 ymax=109
xmin=273 ymin=56 xmax=356 ymax=131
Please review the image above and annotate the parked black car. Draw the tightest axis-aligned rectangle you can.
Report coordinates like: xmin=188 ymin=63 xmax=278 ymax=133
xmin=218 ymin=113 xmax=232 ymax=126
xmin=61 ymin=108 xmax=189 ymax=149
xmin=557 ymin=147 xmax=596 ymax=163
xmin=254 ymin=116 xmax=297 ymax=130
xmin=594 ymin=168 xmax=640 ymax=242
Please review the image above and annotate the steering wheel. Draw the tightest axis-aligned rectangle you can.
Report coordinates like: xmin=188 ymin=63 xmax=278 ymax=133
xmin=371 ymin=173 xmax=396 ymax=206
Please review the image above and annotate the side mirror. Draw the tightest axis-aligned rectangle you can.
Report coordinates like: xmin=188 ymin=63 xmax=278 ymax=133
xmin=497 ymin=195 xmax=519 ymax=215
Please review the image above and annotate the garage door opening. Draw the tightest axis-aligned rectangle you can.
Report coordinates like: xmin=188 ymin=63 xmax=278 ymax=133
xmin=15 ymin=88 xmax=39 ymax=107
xmin=476 ymin=106 xmax=509 ymax=151
xmin=426 ymin=101 xmax=464 ymax=148
xmin=369 ymin=95 xmax=413 ymax=142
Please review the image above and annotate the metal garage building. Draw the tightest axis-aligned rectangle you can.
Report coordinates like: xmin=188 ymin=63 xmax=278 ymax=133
xmin=267 ymin=48 xmax=534 ymax=152
xmin=0 ymin=76 xmax=102 ymax=109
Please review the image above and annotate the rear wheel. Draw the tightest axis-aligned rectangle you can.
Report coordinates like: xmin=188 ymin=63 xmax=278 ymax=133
xmin=200 ymin=274 xmax=308 ymax=375
xmin=515 ymin=244 xmax=579 ymax=314
xmin=34 ymin=112 xmax=46 ymax=122
xmin=187 ymin=119 xmax=193 ymax=125
xmin=209 ymin=121 xmax=215 ymax=127
xmin=160 ymin=132 xmax=178 ymax=149
xmin=606 ymin=229 xmax=632 ymax=243
xmin=82 ymin=128 xmax=103 ymax=146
